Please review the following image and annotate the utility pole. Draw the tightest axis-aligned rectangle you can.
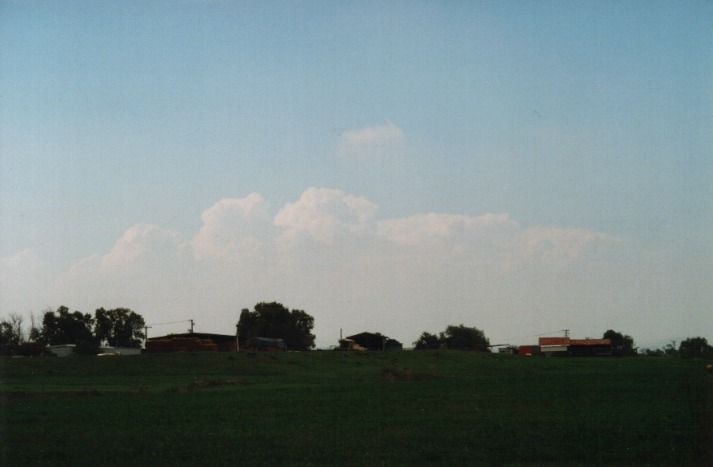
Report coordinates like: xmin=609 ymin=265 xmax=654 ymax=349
xmin=235 ymin=322 xmax=240 ymax=352
xmin=564 ymin=329 xmax=570 ymax=338
xmin=143 ymin=325 xmax=152 ymax=348
xmin=148 ymin=319 xmax=196 ymax=336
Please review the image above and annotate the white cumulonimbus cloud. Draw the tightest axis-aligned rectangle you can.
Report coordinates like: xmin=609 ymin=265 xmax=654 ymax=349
xmin=378 ymin=212 xmax=518 ymax=246
xmin=2 ymin=187 xmax=638 ymax=346
xmin=191 ymin=193 xmax=273 ymax=261
xmin=274 ymin=187 xmax=377 ymax=245
xmin=55 ymin=224 xmax=190 ymax=311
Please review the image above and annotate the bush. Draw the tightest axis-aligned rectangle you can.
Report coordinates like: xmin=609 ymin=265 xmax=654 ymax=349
xmin=16 ymin=342 xmax=54 ymax=357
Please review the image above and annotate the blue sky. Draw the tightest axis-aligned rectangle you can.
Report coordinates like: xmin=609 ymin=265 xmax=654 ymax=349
xmin=2 ymin=1 xmax=711 ymax=348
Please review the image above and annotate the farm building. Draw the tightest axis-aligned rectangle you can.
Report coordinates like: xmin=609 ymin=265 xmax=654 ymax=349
xmin=536 ymin=337 xmax=613 ymax=357
xmin=339 ymin=332 xmax=403 ymax=351
xmin=568 ymin=338 xmax=613 ymax=356
xmin=244 ymin=337 xmax=287 ymax=352
xmin=145 ymin=333 xmax=239 ymax=353
xmin=98 ymin=346 xmax=142 ymax=356
xmin=46 ymin=344 xmax=76 ymax=357
xmin=497 ymin=345 xmax=519 ymax=354
xmin=539 ymin=337 xmax=570 ymax=356
xmin=45 ymin=344 xmax=142 ymax=357
xmin=337 ymin=338 xmax=367 ymax=351
xmin=518 ymin=345 xmax=541 ymax=356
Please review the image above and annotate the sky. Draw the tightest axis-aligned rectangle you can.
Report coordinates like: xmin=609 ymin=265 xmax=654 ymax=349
xmin=1 ymin=1 xmax=711 ymax=349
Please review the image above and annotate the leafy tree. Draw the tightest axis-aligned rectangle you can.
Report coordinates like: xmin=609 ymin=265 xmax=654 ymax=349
xmin=39 ymin=306 xmax=99 ymax=355
xmin=289 ymin=308 xmax=316 ymax=351
xmin=442 ymin=324 xmax=490 ymax=350
xmin=0 ymin=322 xmax=17 ymax=354
xmin=94 ymin=308 xmax=146 ymax=348
xmin=413 ymin=332 xmax=442 ymax=350
xmin=603 ymin=329 xmax=636 ymax=356
xmin=28 ymin=312 xmax=42 ymax=342
xmin=0 ymin=312 xmax=49 ymax=356
xmin=238 ymin=302 xmax=315 ymax=350
xmin=678 ymin=337 xmax=713 ymax=359
xmin=414 ymin=325 xmax=490 ymax=351
xmin=0 ymin=313 xmax=25 ymax=355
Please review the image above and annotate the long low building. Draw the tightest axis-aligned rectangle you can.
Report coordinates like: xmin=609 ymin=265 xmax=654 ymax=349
xmin=536 ymin=337 xmax=613 ymax=356
xmin=539 ymin=337 xmax=570 ymax=355
xmin=46 ymin=344 xmax=143 ymax=356
xmin=245 ymin=337 xmax=287 ymax=351
xmin=145 ymin=333 xmax=238 ymax=352
xmin=145 ymin=333 xmax=290 ymax=352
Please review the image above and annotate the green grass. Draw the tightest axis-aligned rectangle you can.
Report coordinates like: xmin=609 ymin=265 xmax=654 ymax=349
xmin=2 ymin=351 xmax=712 ymax=465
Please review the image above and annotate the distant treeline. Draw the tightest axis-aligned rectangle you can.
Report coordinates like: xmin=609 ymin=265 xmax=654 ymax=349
xmin=2 ymin=306 xmax=712 ymax=358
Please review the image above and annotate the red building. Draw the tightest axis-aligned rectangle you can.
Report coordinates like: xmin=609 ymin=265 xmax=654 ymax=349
xmin=534 ymin=336 xmax=613 ymax=357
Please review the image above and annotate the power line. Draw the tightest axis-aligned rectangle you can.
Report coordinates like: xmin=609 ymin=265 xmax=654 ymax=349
xmin=147 ymin=319 xmax=195 ymax=332
xmin=147 ymin=320 xmax=189 ymax=326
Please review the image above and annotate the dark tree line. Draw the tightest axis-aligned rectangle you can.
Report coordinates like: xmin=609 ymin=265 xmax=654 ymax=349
xmin=0 ymin=313 xmax=41 ymax=356
xmin=413 ymin=324 xmax=490 ymax=350
xmin=0 ymin=306 xmax=145 ymax=356
xmin=641 ymin=337 xmax=713 ymax=358
xmin=413 ymin=326 xmax=713 ymax=359
xmin=2 ymin=304 xmax=710 ymax=358
xmin=238 ymin=302 xmax=315 ymax=351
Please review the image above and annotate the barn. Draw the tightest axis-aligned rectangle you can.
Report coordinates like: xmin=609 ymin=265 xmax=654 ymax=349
xmin=244 ymin=337 xmax=287 ymax=352
xmin=145 ymin=333 xmax=239 ymax=353
xmin=539 ymin=337 xmax=570 ymax=356
xmin=537 ymin=337 xmax=613 ymax=356
xmin=568 ymin=338 xmax=613 ymax=356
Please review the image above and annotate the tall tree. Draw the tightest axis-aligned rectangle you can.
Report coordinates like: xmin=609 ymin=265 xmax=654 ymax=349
xmin=414 ymin=325 xmax=490 ymax=351
xmin=413 ymin=332 xmax=441 ymax=350
xmin=39 ymin=306 xmax=99 ymax=355
xmin=0 ymin=313 xmax=25 ymax=354
xmin=29 ymin=312 xmax=42 ymax=342
xmin=94 ymin=308 xmax=146 ymax=348
xmin=289 ymin=309 xmax=316 ymax=351
xmin=442 ymin=324 xmax=490 ymax=350
xmin=678 ymin=337 xmax=713 ymax=359
xmin=603 ymin=329 xmax=636 ymax=356
xmin=238 ymin=302 xmax=315 ymax=350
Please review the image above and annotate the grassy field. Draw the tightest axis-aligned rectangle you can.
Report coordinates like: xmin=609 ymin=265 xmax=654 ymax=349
xmin=2 ymin=351 xmax=711 ymax=466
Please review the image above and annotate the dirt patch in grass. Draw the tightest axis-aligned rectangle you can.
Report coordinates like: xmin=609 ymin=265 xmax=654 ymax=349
xmin=381 ymin=366 xmax=438 ymax=382
xmin=0 ymin=388 xmax=147 ymax=400
xmin=186 ymin=379 xmax=251 ymax=391
xmin=2 ymin=379 xmax=252 ymax=399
